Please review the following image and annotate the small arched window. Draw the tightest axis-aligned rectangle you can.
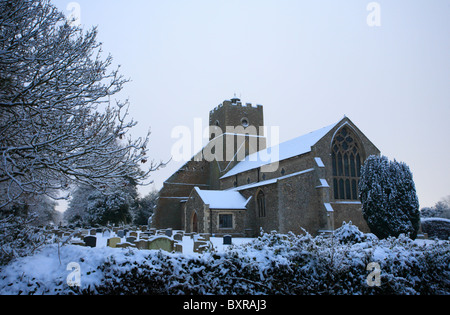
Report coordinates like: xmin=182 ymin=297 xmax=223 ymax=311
xmin=257 ymin=190 xmax=266 ymax=218
xmin=331 ymin=126 xmax=363 ymax=200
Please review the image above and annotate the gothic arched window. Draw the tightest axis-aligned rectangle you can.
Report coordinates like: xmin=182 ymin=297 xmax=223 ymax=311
xmin=257 ymin=190 xmax=266 ymax=217
xmin=331 ymin=126 xmax=363 ymax=201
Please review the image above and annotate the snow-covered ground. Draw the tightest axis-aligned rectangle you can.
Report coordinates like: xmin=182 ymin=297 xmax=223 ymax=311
xmin=1 ymin=224 xmax=448 ymax=295
xmin=0 ymin=232 xmax=254 ymax=295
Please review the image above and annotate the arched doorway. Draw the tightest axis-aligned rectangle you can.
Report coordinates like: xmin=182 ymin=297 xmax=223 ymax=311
xmin=192 ymin=212 xmax=198 ymax=233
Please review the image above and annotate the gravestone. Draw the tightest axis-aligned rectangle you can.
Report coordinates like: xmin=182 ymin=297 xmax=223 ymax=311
xmin=164 ymin=229 xmax=173 ymax=237
xmin=117 ymin=230 xmax=125 ymax=238
xmin=148 ymin=236 xmax=174 ymax=252
xmin=90 ymin=229 xmax=97 ymax=236
xmin=140 ymin=233 xmax=149 ymax=239
xmin=193 ymin=241 xmax=210 ymax=254
xmin=129 ymin=231 xmax=138 ymax=238
xmin=107 ymin=237 xmax=121 ymax=248
xmin=84 ymin=236 xmax=97 ymax=248
xmin=173 ymin=233 xmax=183 ymax=241
xmin=199 ymin=233 xmax=211 ymax=241
xmin=223 ymin=235 xmax=232 ymax=245
xmin=126 ymin=236 xmax=137 ymax=243
xmin=71 ymin=240 xmax=85 ymax=247
xmin=135 ymin=240 xmax=149 ymax=250
xmin=102 ymin=229 xmax=111 ymax=238
xmin=116 ymin=242 xmax=136 ymax=249
xmin=174 ymin=243 xmax=183 ymax=253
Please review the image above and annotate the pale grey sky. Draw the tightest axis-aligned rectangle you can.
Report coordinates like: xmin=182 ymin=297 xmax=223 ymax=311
xmin=53 ymin=0 xmax=450 ymax=209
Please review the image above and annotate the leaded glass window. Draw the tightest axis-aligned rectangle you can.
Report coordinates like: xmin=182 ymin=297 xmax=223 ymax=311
xmin=331 ymin=127 xmax=363 ymax=200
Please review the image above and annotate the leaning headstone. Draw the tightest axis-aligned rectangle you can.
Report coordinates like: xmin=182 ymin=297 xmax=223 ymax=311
xmin=107 ymin=237 xmax=121 ymax=248
xmin=84 ymin=236 xmax=97 ymax=248
xmin=148 ymin=236 xmax=174 ymax=252
xmin=223 ymin=235 xmax=232 ymax=245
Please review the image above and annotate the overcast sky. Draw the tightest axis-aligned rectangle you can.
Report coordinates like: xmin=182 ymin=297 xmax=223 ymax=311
xmin=53 ymin=0 xmax=449 ymax=209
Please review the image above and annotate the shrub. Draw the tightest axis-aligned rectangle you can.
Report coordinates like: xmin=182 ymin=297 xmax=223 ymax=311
xmin=359 ymin=155 xmax=421 ymax=239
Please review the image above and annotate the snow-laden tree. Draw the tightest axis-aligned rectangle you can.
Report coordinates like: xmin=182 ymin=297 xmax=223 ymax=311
xmin=0 ymin=0 xmax=163 ymax=209
xmin=63 ymin=184 xmax=95 ymax=225
xmin=64 ymin=178 xmax=139 ymax=226
xmin=133 ymin=189 xmax=158 ymax=225
xmin=359 ymin=155 xmax=420 ymax=239
xmin=421 ymin=195 xmax=450 ymax=219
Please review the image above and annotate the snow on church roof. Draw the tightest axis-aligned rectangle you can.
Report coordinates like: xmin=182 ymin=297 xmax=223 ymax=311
xmin=221 ymin=121 xmax=339 ymax=179
xmin=194 ymin=187 xmax=251 ymax=210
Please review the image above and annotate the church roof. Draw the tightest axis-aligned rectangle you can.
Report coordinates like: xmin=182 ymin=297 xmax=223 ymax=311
xmin=194 ymin=187 xmax=251 ymax=210
xmin=221 ymin=121 xmax=339 ymax=179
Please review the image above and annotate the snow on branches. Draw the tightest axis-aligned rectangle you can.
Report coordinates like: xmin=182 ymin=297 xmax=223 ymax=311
xmin=0 ymin=0 xmax=164 ymax=208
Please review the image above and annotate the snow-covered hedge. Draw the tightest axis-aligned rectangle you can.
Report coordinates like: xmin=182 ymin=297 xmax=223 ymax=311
xmin=1 ymin=223 xmax=449 ymax=295
xmin=421 ymin=218 xmax=450 ymax=240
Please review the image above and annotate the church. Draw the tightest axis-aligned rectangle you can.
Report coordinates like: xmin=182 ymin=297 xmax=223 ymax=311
xmin=153 ymin=97 xmax=380 ymax=237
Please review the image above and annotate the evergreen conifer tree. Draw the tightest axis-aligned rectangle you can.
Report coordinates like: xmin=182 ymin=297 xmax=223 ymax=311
xmin=359 ymin=155 xmax=420 ymax=239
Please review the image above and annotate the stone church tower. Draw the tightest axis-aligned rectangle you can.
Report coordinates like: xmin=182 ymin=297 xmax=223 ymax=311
xmin=153 ymin=97 xmax=265 ymax=230
xmin=207 ymin=97 xmax=266 ymax=189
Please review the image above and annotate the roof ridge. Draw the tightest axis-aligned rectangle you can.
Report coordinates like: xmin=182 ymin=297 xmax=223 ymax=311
xmin=221 ymin=120 xmax=340 ymax=179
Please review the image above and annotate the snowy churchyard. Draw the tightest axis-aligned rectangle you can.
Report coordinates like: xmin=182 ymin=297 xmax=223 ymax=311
xmin=0 ymin=222 xmax=449 ymax=295
xmin=1 ymin=0 xmax=449 ymax=299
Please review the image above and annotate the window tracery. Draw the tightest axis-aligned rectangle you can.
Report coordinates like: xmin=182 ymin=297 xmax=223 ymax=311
xmin=331 ymin=127 xmax=363 ymax=200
